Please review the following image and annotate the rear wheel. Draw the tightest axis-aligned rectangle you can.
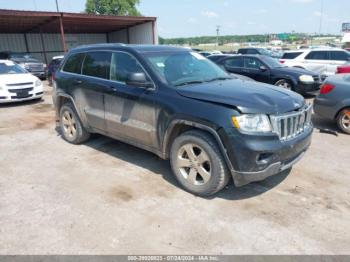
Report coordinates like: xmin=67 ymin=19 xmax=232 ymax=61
xmin=170 ymin=130 xmax=230 ymax=196
xmin=337 ymin=108 xmax=350 ymax=134
xmin=59 ymin=103 xmax=90 ymax=144
xmin=275 ymin=79 xmax=293 ymax=90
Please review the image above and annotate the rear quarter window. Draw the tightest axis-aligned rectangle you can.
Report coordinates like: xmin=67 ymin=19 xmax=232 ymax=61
xmin=329 ymin=51 xmax=350 ymax=61
xmin=62 ymin=53 xmax=85 ymax=74
xmin=281 ymin=52 xmax=303 ymax=59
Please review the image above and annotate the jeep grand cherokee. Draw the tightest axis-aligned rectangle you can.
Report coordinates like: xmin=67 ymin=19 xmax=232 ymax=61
xmin=53 ymin=44 xmax=313 ymax=196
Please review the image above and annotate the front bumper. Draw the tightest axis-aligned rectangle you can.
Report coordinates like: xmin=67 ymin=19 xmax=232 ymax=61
xmin=0 ymin=85 xmax=44 ymax=103
xmin=296 ymin=81 xmax=321 ymax=95
xmin=220 ymin=126 xmax=313 ymax=187
xmin=29 ymin=71 xmax=47 ymax=79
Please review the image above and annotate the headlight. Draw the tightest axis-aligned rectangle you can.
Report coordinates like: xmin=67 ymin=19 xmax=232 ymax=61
xmin=35 ymin=79 xmax=42 ymax=87
xmin=299 ymin=75 xmax=314 ymax=83
xmin=232 ymin=114 xmax=272 ymax=133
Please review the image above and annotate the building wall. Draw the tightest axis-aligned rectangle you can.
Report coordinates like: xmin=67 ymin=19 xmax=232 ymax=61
xmin=0 ymin=21 xmax=157 ymax=63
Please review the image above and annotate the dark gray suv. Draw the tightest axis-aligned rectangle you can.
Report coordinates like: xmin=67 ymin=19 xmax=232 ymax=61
xmin=53 ymin=44 xmax=313 ymax=196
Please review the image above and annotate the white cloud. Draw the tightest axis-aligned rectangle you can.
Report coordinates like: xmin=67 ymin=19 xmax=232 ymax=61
xmin=201 ymin=10 xmax=219 ymax=18
xmin=254 ymin=9 xmax=268 ymax=14
xmin=187 ymin=17 xmax=198 ymax=23
xmin=247 ymin=21 xmax=256 ymax=25
xmin=313 ymin=11 xmax=322 ymax=17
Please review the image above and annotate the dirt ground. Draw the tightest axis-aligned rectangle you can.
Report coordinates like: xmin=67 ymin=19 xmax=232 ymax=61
xmin=0 ymin=82 xmax=349 ymax=255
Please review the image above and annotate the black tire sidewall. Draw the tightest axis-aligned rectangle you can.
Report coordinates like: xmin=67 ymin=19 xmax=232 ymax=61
xmin=59 ymin=103 xmax=87 ymax=144
xmin=170 ymin=131 xmax=228 ymax=196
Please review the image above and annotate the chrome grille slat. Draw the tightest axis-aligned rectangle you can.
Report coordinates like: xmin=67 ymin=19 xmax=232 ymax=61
xmin=270 ymin=104 xmax=312 ymax=142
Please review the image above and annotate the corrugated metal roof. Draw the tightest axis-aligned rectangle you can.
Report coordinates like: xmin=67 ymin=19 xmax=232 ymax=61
xmin=0 ymin=9 xmax=157 ymax=34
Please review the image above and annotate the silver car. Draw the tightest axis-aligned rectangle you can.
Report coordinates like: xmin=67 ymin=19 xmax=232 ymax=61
xmin=314 ymin=74 xmax=350 ymax=134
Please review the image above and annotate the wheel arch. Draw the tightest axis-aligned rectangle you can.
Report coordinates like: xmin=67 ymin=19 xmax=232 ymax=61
xmin=162 ymin=119 xmax=235 ymax=172
xmin=55 ymin=93 xmax=85 ymax=126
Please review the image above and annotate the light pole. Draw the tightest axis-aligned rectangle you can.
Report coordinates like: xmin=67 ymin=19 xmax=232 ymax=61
xmin=319 ymin=0 xmax=324 ymax=35
xmin=216 ymin=25 xmax=221 ymax=47
xmin=55 ymin=0 xmax=60 ymax=12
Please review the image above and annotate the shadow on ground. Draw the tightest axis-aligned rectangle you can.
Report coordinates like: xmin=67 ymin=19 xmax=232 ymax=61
xmin=56 ymin=129 xmax=290 ymax=201
xmin=312 ymin=114 xmax=339 ymax=135
xmin=0 ymin=98 xmax=43 ymax=108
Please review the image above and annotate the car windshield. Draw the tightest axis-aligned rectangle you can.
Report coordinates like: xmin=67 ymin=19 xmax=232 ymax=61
xmin=144 ymin=51 xmax=230 ymax=87
xmin=262 ymin=56 xmax=285 ymax=68
xmin=0 ymin=62 xmax=27 ymax=74
xmin=258 ymin=48 xmax=272 ymax=56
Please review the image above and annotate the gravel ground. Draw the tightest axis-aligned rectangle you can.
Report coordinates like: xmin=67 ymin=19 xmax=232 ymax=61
xmin=0 ymin=82 xmax=349 ymax=255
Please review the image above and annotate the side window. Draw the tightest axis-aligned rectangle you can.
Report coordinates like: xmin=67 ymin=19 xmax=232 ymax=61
xmin=329 ymin=51 xmax=349 ymax=61
xmin=245 ymin=57 xmax=263 ymax=69
xmin=0 ymin=53 xmax=8 ymax=59
xmin=238 ymin=49 xmax=247 ymax=54
xmin=305 ymin=51 xmax=328 ymax=60
xmin=82 ymin=52 xmax=112 ymax=79
xmin=110 ymin=52 xmax=148 ymax=83
xmin=224 ymin=57 xmax=243 ymax=68
xmin=62 ymin=53 xmax=85 ymax=74
xmin=281 ymin=52 xmax=303 ymax=59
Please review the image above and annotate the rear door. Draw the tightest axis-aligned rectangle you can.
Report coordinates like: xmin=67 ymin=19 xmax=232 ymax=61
xmin=221 ymin=56 xmax=244 ymax=75
xmin=304 ymin=51 xmax=329 ymax=75
xmin=105 ymin=51 xmax=157 ymax=147
xmin=328 ymin=51 xmax=350 ymax=74
xmin=79 ymin=51 xmax=112 ymax=130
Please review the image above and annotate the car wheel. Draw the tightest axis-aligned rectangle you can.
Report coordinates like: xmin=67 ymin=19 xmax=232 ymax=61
xmin=275 ymin=79 xmax=293 ymax=90
xmin=336 ymin=108 xmax=350 ymax=134
xmin=59 ymin=103 xmax=90 ymax=144
xmin=170 ymin=130 xmax=230 ymax=196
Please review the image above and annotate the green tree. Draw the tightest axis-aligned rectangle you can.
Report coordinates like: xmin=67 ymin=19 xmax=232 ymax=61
xmin=85 ymin=0 xmax=141 ymax=16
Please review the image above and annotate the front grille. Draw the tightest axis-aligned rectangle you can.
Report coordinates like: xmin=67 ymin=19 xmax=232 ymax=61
xmin=11 ymin=94 xmax=33 ymax=99
xmin=27 ymin=63 xmax=44 ymax=72
xmin=8 ymin=87 xmax=33 ymax=93
xmin=270 ymin=104 xmax=312 ymax=142
xmin=6 ymin=82 xmax=33 ymax=86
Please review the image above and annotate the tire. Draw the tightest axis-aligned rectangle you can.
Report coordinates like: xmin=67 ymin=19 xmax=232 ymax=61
xmin=59 ymin=103 xmax=90 ymax=144
xmin=275 ymin=79 xmax=293 ymax=91
xmin=336 ymin=108 xmax=350 ymax=134
xmin=170 ymin=130 xmax=230 ymax=196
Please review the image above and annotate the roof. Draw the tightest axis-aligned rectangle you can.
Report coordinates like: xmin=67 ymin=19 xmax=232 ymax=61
xmin=71 ymin=43 xmax=188 ymax=53
xmin=0 ymin=9 xmax=157 ymax=34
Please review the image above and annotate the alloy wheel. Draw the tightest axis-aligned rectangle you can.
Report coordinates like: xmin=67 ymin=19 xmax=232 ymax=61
xmin=176 ymin=143 xmax=211 ymax=186
xmin=61 ymin=110 xmax=77 ymax=139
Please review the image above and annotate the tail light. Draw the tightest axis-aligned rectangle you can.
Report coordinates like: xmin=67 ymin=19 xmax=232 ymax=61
xmin=336 ymin=65 xmax=350 ymax=74
xmin=320 ymin=83 xmax=335 ymax=94
xmin=279 ymin=60 xmax=285 ymax=64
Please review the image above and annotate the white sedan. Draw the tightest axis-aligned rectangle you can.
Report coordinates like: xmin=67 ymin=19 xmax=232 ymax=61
xmin=0 ymin=60 xmax=44 ymax=103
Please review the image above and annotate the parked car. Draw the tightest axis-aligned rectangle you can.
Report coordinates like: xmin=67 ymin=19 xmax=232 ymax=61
xmin=213 ymin=54 xmax=325 ymax=95
xmin=280 ymin=48 xmax=350 ymax=76
xmin=0 ymin=52 xmax=47 ymax=79
xmin=237 ymin=48 xmax=273 ymax=57
xmin=53 ymin=44 xmax=313 ymax=196
xmin=0 ymin=60 xmax=44 ymax=103
xmin=199 ymin=50 xmax=222 ymax=57
xmin=48 ymin=55 xmax=64 ymax=85
xmin=314 ymin=74 xmax=350 ymax=134
xmin=337 ymin=64 xmax=350 ymax=74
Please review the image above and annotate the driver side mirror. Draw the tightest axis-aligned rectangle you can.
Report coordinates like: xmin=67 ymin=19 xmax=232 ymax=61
xmin=259 ymin=65 xmax=268 ymax=72
xmin=125 ymin=72 xmax=154 ymax=89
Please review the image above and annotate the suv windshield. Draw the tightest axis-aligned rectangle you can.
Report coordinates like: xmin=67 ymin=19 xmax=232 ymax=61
xmin=144 ymin=51 xmax=230 ymax=86
xmin=0 ymin=62 xmax=27 ymax=74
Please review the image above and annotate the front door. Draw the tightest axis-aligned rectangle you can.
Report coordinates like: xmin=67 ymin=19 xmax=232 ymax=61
xmin=243 ymin=57 xmax=270 ymax=83
xmin=105 ymin=51 xmax=157 ymax=148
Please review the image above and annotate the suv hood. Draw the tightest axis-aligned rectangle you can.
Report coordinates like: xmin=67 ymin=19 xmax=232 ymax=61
xmin=176 ymin=79 xmax=305 ymax=115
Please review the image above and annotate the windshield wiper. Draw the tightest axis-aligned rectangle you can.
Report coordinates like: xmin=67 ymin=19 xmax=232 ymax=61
xmin=174 ymin=80 xmax=205 ymax=87
xmin=204 ymin=77 xmax=232 ymax=83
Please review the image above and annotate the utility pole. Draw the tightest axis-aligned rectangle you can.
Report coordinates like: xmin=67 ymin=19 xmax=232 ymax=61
xmin=55 ymin=0 xmax=60 ymax=12
xmin=319 ymin=0 xmax=324 ymax=35
xmin=216 ymin=25 xmax=221 ymax=47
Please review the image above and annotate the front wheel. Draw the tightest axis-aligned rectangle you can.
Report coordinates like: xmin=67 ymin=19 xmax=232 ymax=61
xmin=275 ymin=79 xmax=293 ymax=90
xmin=170 ymin=130 xmax=230 ymax=196
xmin=337 ymin=108 xmax=350 ymax=134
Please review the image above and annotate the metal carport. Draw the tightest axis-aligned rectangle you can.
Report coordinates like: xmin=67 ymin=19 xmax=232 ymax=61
xmin=0 ymin=9 xmax=157 ymax=64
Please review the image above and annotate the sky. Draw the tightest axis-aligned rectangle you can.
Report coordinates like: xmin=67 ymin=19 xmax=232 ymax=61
xmin=0 ymin=0 xmax=349 ymax=38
